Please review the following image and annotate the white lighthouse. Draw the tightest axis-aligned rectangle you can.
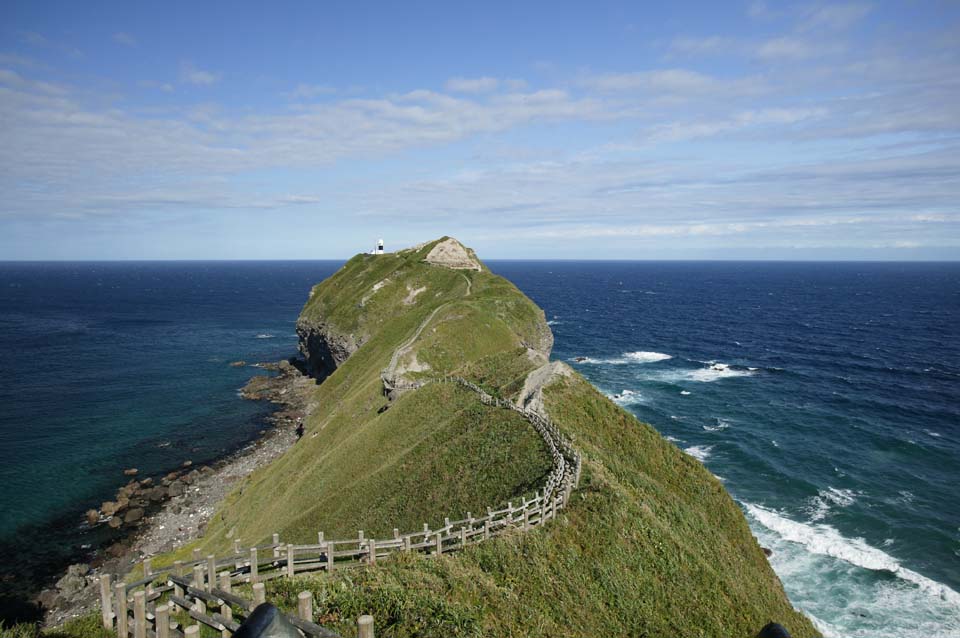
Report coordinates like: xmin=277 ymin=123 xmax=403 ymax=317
xmin=376 ymin=238 xmax=385 ymax=255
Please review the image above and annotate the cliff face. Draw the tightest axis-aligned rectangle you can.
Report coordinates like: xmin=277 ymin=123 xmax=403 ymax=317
xmin=295 ymin=317 xmax=359 ymax=380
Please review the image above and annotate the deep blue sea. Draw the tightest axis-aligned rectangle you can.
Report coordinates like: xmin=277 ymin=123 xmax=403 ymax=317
xmin=1 ymin=260 xmax=958 ymax=636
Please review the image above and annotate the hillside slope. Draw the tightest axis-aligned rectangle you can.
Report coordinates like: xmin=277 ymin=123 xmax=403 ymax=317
xmin=179 ymin=238 xmax=818 ymax=637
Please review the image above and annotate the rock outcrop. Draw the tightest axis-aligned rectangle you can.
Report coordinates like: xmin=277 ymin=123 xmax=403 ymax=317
xmin=423 ymin=237 xmax=483 ymax=271
xmin=296 ymin=318 xmax=360 ymax=380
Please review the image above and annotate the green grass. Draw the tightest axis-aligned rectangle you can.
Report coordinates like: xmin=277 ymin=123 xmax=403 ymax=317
xmin=1 ymin=613 xmax=112 ymax=638
xmin=134 ymin=238 xmax=818 ymax=636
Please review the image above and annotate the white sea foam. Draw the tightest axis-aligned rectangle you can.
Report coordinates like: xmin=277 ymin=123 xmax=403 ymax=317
xmin=745 ymin=503 xmax=960 ymax=609
xmin=606 ymin=389 xmax=645 ymax=406
xmin=685 ymin=362 xmax=755 ymax=382
xmin=702 ymin=418 xmax=730 ymax=432
xmin=571 ymin=350 xmax=671 ymax=365
xmin=925 ymin=429 xmax=943 ymax=438
xmin=804 ymin=488 xmax=860 ymax=521
xmin=680 ymin=390 xmax=691 ymax=396
xmin=255 ymin=333 xmax=274 ymax=339
xmin=665 ymin=435 xmax=682 ymax=443
xmin=683 ymin=444 xmax=713 ymax=462
xmin=546 ymin=319 xmax=561 ymax=326
xmin=623 ymin=351 xmax=672 ymax=363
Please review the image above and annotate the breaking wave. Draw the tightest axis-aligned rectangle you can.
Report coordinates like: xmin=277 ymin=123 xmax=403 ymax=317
xmin=745 ymin=503 xmax=960 ymax=611
xmin=570 ymin=351 xmax=671 ymax=365
xmin=684 ymin=444 xmax=713 ymax=462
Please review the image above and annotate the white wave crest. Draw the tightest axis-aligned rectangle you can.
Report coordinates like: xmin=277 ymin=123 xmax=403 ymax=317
xmin=571 ymin=350 xmax=671 ymax=365
xmin=623 ymin=351 xmax=672 ymax=363
xmin=684 ymin=444 xmax=713 ymax=462
xmin=607 ymin=389 xmax=645 ymax=406
xmin=680 ymin=390 xmax=691 ymax=396
xmin=804 ymin=488 xmax=859 ymax=522
xmin=702 ymin=418 xmax=731 ymax=432
xmin=745 ymin=503 xmax=960 ymax=608
xmin=686 ymin=362 xmax=755 ymax=382
xmin=255 ymin=333 xmax=274 ymax=339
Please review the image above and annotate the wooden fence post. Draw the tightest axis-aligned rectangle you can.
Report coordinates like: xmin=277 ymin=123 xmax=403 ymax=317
xmin=357 ymin=615 xmax=375 ymax=638
xmin=403 ymin=536 xmax=411 ymax=552
xmin=272 ymin=533 xmax=280 ymax=558
xmin=523 ymin=509 xmax=530 ymax=531
xmin=206 ymin=555 xmax=216 ymax=592
xmin=325 ymin=541 xmax=334 ymax=571
xmin=368 ymin=539 xmax=377 ymax=564
xmin=393 ymin=528 xmax=399 ymax=540
xmin=318 ymin=531 xmax=324 ymax=544
xmin=193 ymin=548 xmax=202 ymax=562
xmin=252 ymin=582 xmax=266 ymax=607
xmin=219 ymin=571 xmax=232 ymax=638
xmin=99 ymin=574 xmax=113 ymax=629
xmin=297 ymin=591 xmax=313 ymax=621
xmin=250 ymin=547 xmax=259 ymax=583
xmin=193 ymin=564 xmax=204 ymax=590
xmin=460 ymin=528 xmax=467 ymax=549
xmin=155 ymin=604 xmax=170 ymax=638
xmin=133 ymin=590 xmax=146 ymax=638
xmin=114 ymin=582 xmax=128 ymax=637
xmin=286 ymin=544 xmax=296 ymax=577
xmin=234 ymin=539 xmax=243 ymax=570
xmin=484 ymin=520 xmax=490 ymax=540
xmin=435 ymin=532 xmax=443 ymax=556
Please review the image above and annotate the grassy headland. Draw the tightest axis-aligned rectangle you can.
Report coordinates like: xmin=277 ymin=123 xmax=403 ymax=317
xmin=133 ymin=238 xmax=818 ymax=636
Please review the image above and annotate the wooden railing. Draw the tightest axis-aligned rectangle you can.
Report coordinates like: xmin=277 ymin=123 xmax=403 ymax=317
xmin=100 ymin=376 xmax=581 ymax=637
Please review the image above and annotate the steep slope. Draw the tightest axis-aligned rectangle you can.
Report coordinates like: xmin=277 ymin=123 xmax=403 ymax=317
xmin=177 ymin=237 xmax=817 ymax=637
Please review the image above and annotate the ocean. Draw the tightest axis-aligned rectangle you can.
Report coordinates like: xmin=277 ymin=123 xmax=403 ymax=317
xmin=1 ymin=260 xmax=958 ymax=635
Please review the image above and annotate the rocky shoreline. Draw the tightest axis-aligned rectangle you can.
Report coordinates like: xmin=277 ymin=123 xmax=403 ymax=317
xmin=40 ymin=359 xmax=315 ymax=628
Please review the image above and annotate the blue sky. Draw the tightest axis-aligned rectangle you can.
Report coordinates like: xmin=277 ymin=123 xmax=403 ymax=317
xmin=1 ymin=1 xmax=958 ymax=260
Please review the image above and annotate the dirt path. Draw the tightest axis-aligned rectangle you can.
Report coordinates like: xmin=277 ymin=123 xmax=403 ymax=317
xmin=383 ymin=274 xmax=472 ymax=386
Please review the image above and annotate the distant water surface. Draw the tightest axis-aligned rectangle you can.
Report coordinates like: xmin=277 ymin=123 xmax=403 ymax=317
xmin=492 ymin=260 xmax=960 ymax=637
xmin=1 ymin=260 xmax=958 ymax=636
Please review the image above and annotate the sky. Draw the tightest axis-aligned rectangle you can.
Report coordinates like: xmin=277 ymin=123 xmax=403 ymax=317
xmin=1 ymin=1 xmax=959 ymax=260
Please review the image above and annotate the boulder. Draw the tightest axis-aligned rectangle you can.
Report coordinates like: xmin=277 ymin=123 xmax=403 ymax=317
xmin=85 ymin=509 xmax=99 ymax=525
xmin=139 ymin=477 xmax=154 ymax=488
xmin=123 ymin=468 xmax=138 ymax=476
xmin=182 ymin=460 xmax=193 ymax=468
xmin=55 ymin=564 xmax=88 ymax=598
xmin=101 ymin=501 xmax=119 ymax=517
xmin=147 ymin=486 xmax=167 ymax=502
xmin=108 ymin=517 xmax=122 ymax=529
xmin=37 ymin=588 xmax=59 ymax=609
xmin=123 ymin=508 xmax=144 ymax=524
xmin=229 ymin=360 xmax=246 ymax=367
xmin=167 ymin=480 xmax=185 ymax=497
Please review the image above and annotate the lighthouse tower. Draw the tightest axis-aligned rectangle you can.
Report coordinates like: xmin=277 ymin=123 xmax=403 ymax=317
xmin=376 ymin=239 xmax=385 ymax=255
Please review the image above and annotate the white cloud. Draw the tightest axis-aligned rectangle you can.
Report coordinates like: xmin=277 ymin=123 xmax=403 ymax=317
xmin=445 ymin=76 xmax=499 ymax=93
xmin=113 ymin=32 xmax=137 ymax=46
xmin=139 ymin=80 xmax=174 ymax=92
xmin=286 ymin=83 xmax=336 ymax=99
xmin=800 ymin=3 xmax=872 ymax=31
xmin=755 ymin=36 xmax=841 ymax=60
xmin=179 ymin=61 xmax=219 ymax=86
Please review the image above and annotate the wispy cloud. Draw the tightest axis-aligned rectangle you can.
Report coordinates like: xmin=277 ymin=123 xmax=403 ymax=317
xmin=179 ymin=61 xmax=219 ymax=86
xmin=286 ymin=83 xmax=336 ymax=99
xmin=113 ymin=32 xmax=137 ymax=46
xmin=445 ymin=76 xmax=499 ymax=93
xmin=799 ymin=3 xmax=872 ymax=31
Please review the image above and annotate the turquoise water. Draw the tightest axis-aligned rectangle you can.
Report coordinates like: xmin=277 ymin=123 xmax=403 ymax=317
xmin=1 ymin=260 xmax=958 ymax=635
